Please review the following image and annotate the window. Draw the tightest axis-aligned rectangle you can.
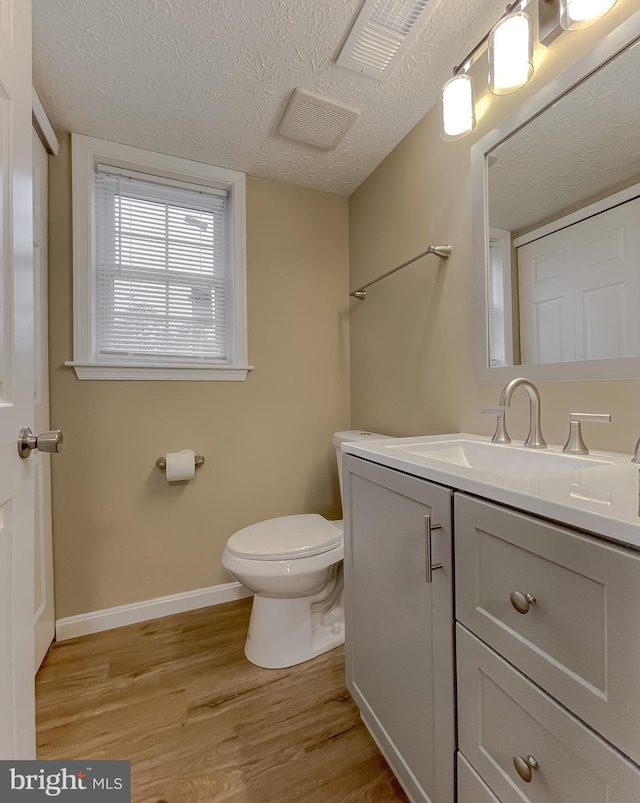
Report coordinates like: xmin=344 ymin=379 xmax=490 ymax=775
xmin=69 ymin=135 xmax=251 ymax=380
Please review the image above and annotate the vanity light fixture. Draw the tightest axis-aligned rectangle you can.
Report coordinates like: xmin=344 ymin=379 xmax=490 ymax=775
xmin=440 ymin=73 xmax=476 ymax=140
xmin=438 ymin=0 xmax=528 ymax=140
xmin=488 ymin=11 xmax=534 ymax=94
xmin=559 ymin=0 xmax=617 ymax=30
xmin=440 ymin=0 xmax=617 ymax=139
xmin=539 ymin=0 xmax=618 ymax=44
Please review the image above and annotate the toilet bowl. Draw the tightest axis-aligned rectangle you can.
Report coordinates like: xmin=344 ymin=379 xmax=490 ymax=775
xmin=222 ymin=430 xmax=390 ymax=669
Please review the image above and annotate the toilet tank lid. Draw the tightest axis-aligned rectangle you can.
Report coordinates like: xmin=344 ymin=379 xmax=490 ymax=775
xmin=332 ymin=430 xmax=392 ymax=447
xmin=227 ymin=514 xmax=342 ymax=560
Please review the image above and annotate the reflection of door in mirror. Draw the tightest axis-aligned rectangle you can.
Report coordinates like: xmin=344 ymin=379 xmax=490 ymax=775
xmin=517 ymin=194 xmax=640 ymax=364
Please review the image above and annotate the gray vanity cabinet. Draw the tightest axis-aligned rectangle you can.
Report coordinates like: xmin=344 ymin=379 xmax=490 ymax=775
xmin=457 ymin=626 xmax=640 ymax=802
xmin=455 ymin=493 xmax=640 ymax=801
xmin=455 ymin=493 xmax=640 ymax=767
xmin=342 ymin=454 xmax=455 ymax=803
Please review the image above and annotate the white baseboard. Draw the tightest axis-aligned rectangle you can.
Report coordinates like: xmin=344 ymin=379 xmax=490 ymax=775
xmin=55 ymin=581 xmax=253 ymax=641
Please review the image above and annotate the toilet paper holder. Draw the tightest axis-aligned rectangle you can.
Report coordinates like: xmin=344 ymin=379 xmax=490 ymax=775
xmin=156 ymin=454 xmax=205 ymax=472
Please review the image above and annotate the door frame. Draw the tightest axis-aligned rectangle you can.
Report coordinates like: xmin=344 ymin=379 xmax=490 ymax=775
xmin=32 ymin=88 xmax=58 ymax=157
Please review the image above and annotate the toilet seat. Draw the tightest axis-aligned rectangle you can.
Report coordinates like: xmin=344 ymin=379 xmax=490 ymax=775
xmin=226 ymin=514 xmax=342 ymax=561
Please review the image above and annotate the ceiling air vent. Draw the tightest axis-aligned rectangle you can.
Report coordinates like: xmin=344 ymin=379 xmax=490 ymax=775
xmin=278 ymin=88 xmax=360 ymax=150
xmin=337 ymin=0 xmax=434 ymax=81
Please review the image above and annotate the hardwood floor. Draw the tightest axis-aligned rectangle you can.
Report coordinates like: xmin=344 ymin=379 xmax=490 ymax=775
xmin=36 ymin=598 xmax=409 ymax=803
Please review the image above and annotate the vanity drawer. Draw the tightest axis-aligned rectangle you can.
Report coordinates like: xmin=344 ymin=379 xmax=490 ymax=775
xmin=457 ymin=625 xmax=640 ymax=802
xmin=455 ymin=492 xmax=640 ymax=763
xmin=457 ymin=753 xmax=500 ymax=803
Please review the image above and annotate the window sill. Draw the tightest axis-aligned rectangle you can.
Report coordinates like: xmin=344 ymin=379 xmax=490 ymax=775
xmin=65 ymin=361 xmax=254 ymax=381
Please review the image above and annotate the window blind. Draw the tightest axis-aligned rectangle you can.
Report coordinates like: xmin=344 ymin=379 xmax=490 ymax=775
xmin=94 ymin=168 xmax=229 ymax=361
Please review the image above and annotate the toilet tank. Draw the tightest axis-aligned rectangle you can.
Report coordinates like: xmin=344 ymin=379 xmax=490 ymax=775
xmin=332 ymin=430 xmax=392 ymax=502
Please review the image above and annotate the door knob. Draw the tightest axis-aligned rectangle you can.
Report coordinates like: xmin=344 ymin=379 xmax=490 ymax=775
xmin=18 ymin=427 xmax=63 ymax=458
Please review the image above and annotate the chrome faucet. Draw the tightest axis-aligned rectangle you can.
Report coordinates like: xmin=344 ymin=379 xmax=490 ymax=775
xmin=481 ymin=407 xmax=511 ymax=444
xmin=499 ymin=378 xmax=547 ymax=449
xmin=563 ymin=413 xmax=610 ymax=456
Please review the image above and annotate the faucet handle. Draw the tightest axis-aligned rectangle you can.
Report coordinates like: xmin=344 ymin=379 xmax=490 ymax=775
xmin=482 ymin=408 xmax=511 ymax=445
xmin=563 ymin=412 xmax=611 ymax=456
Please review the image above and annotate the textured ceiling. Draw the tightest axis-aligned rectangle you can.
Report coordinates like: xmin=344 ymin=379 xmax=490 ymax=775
xmin=489 ymin=39 xmax=640 ymax=234
xmin=32 ymin=0 xmax=506 ymax=196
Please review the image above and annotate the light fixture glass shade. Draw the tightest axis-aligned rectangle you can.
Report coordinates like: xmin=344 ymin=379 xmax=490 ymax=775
xmin=488 ymin=12 xmax=534 ymax=95
xmin=440 ymin=73 xmax=476 ymax=141
xmin=560 ymin=0 xmax=617 ymax=29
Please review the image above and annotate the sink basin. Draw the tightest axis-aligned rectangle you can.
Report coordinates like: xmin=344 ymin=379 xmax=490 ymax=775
xmin=385 ymin=438 xmax=612 ymax=479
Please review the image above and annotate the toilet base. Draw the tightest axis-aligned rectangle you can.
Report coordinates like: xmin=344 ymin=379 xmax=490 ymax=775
xmin=244 ymin=591 xmax=344 ymax=669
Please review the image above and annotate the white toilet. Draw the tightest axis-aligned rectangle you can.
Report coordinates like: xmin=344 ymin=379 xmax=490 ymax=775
xmin=222 ymin=430 xmax=390 ymax=669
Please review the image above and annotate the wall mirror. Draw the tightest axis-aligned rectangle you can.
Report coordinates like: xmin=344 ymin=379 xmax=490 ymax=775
xmin=473 ymin=13 xmax=640 ymax=383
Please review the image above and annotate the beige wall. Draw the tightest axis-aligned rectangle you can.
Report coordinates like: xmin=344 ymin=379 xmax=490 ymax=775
xmin=350 ymin=1 xmax=640 ymax=454
xmin=49 ymin=131 xmax=350 ymax=619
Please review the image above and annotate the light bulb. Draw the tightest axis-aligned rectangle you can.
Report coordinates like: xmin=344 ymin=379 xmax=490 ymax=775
xmin=488 ymin=12 xmax=534 ymax=95
xmin=440 ymin=74 xmax=476 ymax=141
xmin=560 ymin=0 xmax=617 ymax=29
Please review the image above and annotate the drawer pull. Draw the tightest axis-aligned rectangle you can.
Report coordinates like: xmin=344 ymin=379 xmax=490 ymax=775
xmin=510 ymin=590 xmax=537 ymax=614
xmin=424 ymin=515 xmax=443 ymax=584
xmin=513 ymin=754 xmax=538 ymax=783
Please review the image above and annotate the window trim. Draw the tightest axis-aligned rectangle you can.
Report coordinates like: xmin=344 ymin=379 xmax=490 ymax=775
xmin=68 ymin=134 xmax=252 ymax=380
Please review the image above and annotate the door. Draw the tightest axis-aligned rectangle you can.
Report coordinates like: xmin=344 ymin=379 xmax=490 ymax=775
xmin=517 ymin=233 xmax=575 ymax=364
xmin=0 ymin=0 xmax=36 ymax=759
xmin=571 ymin=198 xmax=640 ymax=361
xmin=33 ymin=129 xmax=54 ymax=671
xmin=518 ymin=196 xmax=640 ymax=364
xmin=343 ymin=454 xmax=455 ymax=803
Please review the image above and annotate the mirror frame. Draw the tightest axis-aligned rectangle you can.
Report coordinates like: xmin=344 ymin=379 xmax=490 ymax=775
xmin=473 ymin=10 xmax=640 ymax=383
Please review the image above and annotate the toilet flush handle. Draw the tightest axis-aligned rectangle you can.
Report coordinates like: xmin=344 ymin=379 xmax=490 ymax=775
xmin=424 ymin=515 xmax=443 ymax=584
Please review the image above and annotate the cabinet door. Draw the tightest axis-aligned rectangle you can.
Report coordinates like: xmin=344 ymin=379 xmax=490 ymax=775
xmin=343 ymin=454 xmax=454 ymax=803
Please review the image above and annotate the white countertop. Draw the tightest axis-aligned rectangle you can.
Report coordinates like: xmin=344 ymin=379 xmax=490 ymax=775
xmin=343 ymin=433 xmax=640 ymax=551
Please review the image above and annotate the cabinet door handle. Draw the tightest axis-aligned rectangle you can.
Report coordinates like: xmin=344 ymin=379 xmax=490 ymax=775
xmin=513 ymin=754 xmax=538 ymax=782
xmin=424 ymin=514 xmax=442 ymax=584
xmin=510 ymin=590 xmax=537 ymax=614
